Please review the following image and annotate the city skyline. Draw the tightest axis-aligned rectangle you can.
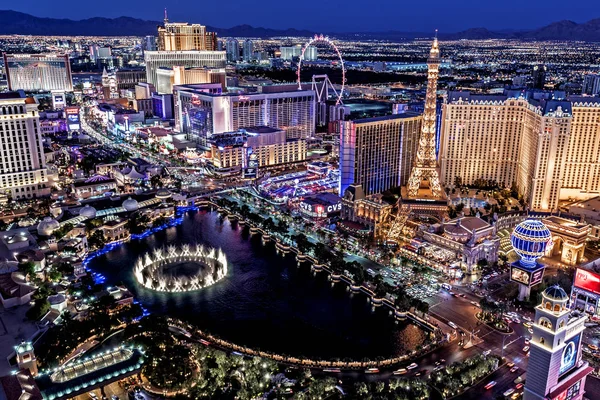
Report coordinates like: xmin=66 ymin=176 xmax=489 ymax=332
xmin=5 ymin=1 xmax=599 ymax=33
xmin=0 ymin=8 xmax=599 ymax=400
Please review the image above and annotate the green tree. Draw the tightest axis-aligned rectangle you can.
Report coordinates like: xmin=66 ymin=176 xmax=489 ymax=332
xmin=18 ymin=261 xmax=36 ymax=280
xmin=88 ymin=230 xmax=106 ymax=249
xmin=26 ymin=299 xmax=50 ymax=320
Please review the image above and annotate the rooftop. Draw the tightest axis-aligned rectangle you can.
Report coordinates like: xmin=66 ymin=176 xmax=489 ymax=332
xmin=352 ymin=111 xmax=421 ymax=124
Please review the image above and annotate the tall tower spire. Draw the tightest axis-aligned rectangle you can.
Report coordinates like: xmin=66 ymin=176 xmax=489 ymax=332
xmin=406 ymin=33 xmax=443 ymax=199
xmin=164 ymin=8 xmax=169 ymax=24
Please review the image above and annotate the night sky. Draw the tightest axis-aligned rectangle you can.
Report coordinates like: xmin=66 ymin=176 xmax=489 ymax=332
xmin=9 ymin=0 xmax=596 ymax=32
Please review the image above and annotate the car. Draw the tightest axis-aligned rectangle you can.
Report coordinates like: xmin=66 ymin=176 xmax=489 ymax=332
xmin=459 ymin=293 xmax=466 ymax=298
xmin=511 ymin=393 xmax=520 ymax=400
xmin=393 ymin=368 xmax=407 ymax=375
xmin=588 ymin=344 xmax=599 ymax=351
xmin=523 ymin=346 xmax=530 ymax=352
xmin=483 ymin=350 xmax=492 ymax=356
xmin=528 ymin=328 xmax=534 ymax=334
xmin=448 ymin=321 xmax=458 ymax=329
xmin=440 ymin=359 xmax=446 ymax=363
xmin=433 ymin=365 xmax=444 ymax=372
xmin=523 ymin=322 xmax=532 ymax=328
xmin=507 ymin=362 xmax=515 ymax=368
xmin=365 ymin=368 xmax=379 ymax=374
xmin=470 ymin=301 xmax=480 ymax=307
xmin=511 ymin=366 xmax=519 ymax=373
xmin=525 ymin=338 xmax=530 ymax=345
xmin=515 ymin=383 xmax=524 ymax=390
xmin=435 ymin=361 xmax=442 ymax=366
xmin=89 ymin=394 xmax=98 ymax=400
xmin=484 ymin=381 xmax=497 ymax=390
xmin=504 ymin=388 xmax=515 ymax=397
xmin=407 ymin=363 xmax=418 ymax=370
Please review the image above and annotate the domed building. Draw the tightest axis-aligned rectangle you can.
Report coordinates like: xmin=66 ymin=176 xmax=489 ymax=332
xmin=155 ymin=188 xmax=172 ymax=201
xmin=122 ymin=197 xmax=139 ymax=212
xmin=79 ymin=205 xmax=97 ymax=219
xmin=37 ymin=217 xmax=60 ymax=237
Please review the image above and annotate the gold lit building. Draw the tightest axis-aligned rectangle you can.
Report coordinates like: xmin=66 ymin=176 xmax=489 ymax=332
xmin=439 ymin=92 xmax=600 ymax=211
xmin=158 ymin=22 xmax=217 ymax=51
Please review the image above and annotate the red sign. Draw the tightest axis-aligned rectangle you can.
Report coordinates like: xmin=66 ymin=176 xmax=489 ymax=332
xmin=574 ymin=268 xmax=600 ymax=295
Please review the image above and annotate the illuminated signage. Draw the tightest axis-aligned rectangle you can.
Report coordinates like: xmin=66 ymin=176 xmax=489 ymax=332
xmin=551 ymin=379 xmax=582 ymax=400
xmin=574 ymin=268 xmax=600 ymax=296
xmin=326 ymin=203 xmax=342 ymax=213
xmin=559 ymin=333 xmax=580 ymax=377
xmin=530 ymin=268 xmax=544 ymax=286
xmin=65 ymin=106 xmax=81 ymax=131
xmin=300 ymin=200 xmax=341 ymax=216
xmin=510 ymin=265 xmax=545 ymax=287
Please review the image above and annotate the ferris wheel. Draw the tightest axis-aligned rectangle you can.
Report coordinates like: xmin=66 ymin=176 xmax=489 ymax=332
xmin=296 ymin=34 xmax=346 ymax=105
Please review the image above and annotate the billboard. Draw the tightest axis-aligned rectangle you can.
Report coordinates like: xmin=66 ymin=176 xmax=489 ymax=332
xmin=65 ymin=106 xmax=81 ymax=131
xmin=511 ymin=265 xmax=545 ymax=287
xmin=573 ymin=268 xmax=600 ymax=296
xmin=242 ymin=151 xmax=258 ymax=179
xmin=559 ymin=333 xmax=581 ymax=377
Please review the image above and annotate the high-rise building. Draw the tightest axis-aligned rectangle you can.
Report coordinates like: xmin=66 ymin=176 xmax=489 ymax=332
xmin=155 ymin=66 xmax=226 ymax=94
xmin=144 ymin=51 xmax=226 ymax=87
xmin=339 ymin=113 xmax=422 ymax=196
xmin=3 ymin=54 xmax=73 ymax=92
xmin=173 ymin=84 xmax=316 ymax=148
xmin=226 ymin=39 xmax=240 ymax=62
xmin=157 ymin=11 xmax=217 ymax=52
xmin=114 ymin=68 xmax=147 ymax=91
xmin=439 ymin=92 xmax=600 ymax=211
xmin=582 ymin=74 xmax=600 ymax=96
xmin=523 ymin=285 xmax=592 ymax=400
xmin=303 ymin=46 xmax=318 ymax=61
xmin=532 ymin=64 xmax=547 ymax=89
xmin=89 ymin=46 xmax=112 ymax=63
xmin=280 ymin=45 xmax=302 ymax=60
xmin=0 ymin=92 xmax=50 ymax=199
xmin=209 ymin=127 xmax=306 ymax=173
xmin=243 ymin=39 xmax=254 ymax=62
xmin=144 ymin=36 xmax=158 ymax=52
xmin=406 ymin=36 xmax=443 ymax=199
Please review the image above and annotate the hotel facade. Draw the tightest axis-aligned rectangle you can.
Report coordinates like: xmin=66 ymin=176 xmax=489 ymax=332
xmin=144 ymin=51 xmax=226 ymax=87
xmin=0 ymin=93 xmax=50 ymax=199
xmin=3 ymin=54 xmax=73 ymax=92
xmin=339 ymin=113 xmax=422 ymax=197
xmin=439 ymin=92 xmax=600 ymax=211
xmin=173 ymin=84 xmax=315 ymax=149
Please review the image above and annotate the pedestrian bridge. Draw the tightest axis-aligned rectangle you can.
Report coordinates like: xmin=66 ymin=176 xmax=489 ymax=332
xmin=35 ymin=346 xmax=144 ymax=400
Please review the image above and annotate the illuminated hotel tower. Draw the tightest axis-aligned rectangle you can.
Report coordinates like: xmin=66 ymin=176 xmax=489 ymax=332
xmin=524 ymin=285 xmax=592 ymax=400
xmin=406 ymin=34 xmax=442 ymax=199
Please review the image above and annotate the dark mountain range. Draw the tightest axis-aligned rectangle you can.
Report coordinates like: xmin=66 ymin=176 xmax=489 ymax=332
xmin=0 ymin=10 xmax=599 ymax=41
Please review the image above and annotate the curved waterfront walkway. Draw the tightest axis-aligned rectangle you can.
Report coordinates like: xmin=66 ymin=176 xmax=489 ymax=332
xmin=167 ymin=317 xmax=442 ymax=370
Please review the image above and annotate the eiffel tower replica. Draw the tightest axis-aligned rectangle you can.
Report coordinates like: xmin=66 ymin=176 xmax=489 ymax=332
xmin=405 ymin=33 xmax=445 ymax=204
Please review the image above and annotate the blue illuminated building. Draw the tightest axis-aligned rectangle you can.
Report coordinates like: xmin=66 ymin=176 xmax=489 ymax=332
xmin=339 ymin=113 xmax=421 ymax=197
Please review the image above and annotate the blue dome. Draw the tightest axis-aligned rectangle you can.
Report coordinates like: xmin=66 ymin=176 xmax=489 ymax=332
xmin=543 ymin=285 xmax=568 ymax=301
xmin=510 ymin=219 xmax=552 ymax=267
